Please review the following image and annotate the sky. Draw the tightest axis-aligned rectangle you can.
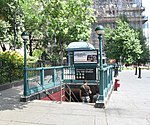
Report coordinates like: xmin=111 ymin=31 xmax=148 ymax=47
xmin=142 ymin=0 xmax=150 ymax=27
xmin=142 ymin=0 xmax=150 ymax=47
xmin=142 ymin=0 xmax=150 ymax=16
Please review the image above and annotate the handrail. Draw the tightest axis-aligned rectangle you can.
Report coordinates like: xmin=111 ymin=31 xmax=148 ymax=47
xmin=36 ymin=80 xmax=58 ymax=102
xmin=28 ymin=66 xmax=64 ymax=71
xmin=97 ymin=65 xmax=113 ymax=71
xmin=60 ymin=79 xmax=63 ymax=104
xmin=64 ymin=88 xmax=75 ymax=102
xmin=65 ymin=83 xmax=79 ymax=102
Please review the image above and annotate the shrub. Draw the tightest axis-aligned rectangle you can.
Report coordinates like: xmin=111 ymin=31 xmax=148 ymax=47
xmin=0 ymin=51 xmax=24 ymax=84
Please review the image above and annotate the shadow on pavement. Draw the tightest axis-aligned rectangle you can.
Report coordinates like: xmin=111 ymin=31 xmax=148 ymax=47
xmin=0 ymin=86 xmax=29 ymax=111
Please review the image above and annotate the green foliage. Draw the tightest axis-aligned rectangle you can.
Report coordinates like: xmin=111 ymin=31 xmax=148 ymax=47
xmin=136 ymin=29 xmax=150 ymax=64
xmin=104 ymin=19 xmax=142 ymax=64
xmin=0 ymin=51 xmax=24 ymax=84
xmin=1 ymin=0 xmax=95 ymax=64
xmin=105 ymin=15 xmax=149 ymax=65
xmin=0 ymin=20 xmax=11 ymax=51
xmin=27 ymin=56 xmax=38 ymax=64
xmin=20 ymin=0 xmax=43 ymax=32
xmin=37 ymin=0 xmax=95 ymax=64
xmin=119 ymin=14 xmax=129 ymax=24
xmin=32 ymin=49 xmax=44 ymax=59
xmin=0 ymin=0 xmax=23 ymax=51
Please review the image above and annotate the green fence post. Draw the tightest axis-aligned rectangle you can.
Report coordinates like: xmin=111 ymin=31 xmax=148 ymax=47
xmin=40 ymin=68 xmax=44 ymax=86
xmin=61 ymin=67 xmax=64 ymax=80
xmin=53 ymin=68 xmax=56 ymax=86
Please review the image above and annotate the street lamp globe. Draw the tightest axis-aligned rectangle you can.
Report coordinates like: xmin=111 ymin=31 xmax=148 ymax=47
xmin=95 ymin=25 xmax=105 ymax=35
xmin=21 ymin=31 xmax=29 ymax=40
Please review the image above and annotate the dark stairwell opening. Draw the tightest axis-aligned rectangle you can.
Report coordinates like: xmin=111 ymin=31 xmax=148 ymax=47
xmin=65 ymin=84 xmax=99 ymax=103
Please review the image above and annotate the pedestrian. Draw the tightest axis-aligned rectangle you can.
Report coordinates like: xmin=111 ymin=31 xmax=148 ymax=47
xmin=92 ymin=89 xmax=99 ymax=103
xmin=79 ymin=80 xmax=92 ymax=103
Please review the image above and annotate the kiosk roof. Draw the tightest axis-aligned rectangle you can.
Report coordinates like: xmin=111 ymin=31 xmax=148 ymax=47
xmin=67 ymin=41 xmax=95 ymax=51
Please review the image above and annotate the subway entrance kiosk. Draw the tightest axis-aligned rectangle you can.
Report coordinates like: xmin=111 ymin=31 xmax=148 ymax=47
xmin=66 ymin=41 xmax=99 ymax=102
xmin=67 ymin=41 xmax=98 ymax=82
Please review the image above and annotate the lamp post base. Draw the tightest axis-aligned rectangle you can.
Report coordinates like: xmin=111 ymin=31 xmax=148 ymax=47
xmin=20 ymin=96 xmax=31 ymax=102
xmin=20 ymin=92 xmax=42 ymax=102
xmin=94 ymin=101 xmax=105 ymax=108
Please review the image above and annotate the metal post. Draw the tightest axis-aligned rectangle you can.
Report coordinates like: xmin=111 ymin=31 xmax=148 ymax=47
xmin=53 ymin=69 xmax=56 ymax=85
xmin=138 ymin=67 xmax=141 ymax=78
xmin=23 ymin=40 xmax=28 ymax=96
xmin=98 ymin=34 xmax=104 ymax=101
xmin=60 ymin=80 xmax=62 ymax=104
xmin=94 ymin=25 xmax=105 ymax=108
xmin=135 ymin=66 xmax=137 ymax=75
xmin=68 ymin=50 xmax=70 ymax=66
xmin=40 ymin=68 xmax=44 ymax=86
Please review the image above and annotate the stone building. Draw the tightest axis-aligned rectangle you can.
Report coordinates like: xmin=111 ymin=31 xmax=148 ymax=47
xmin=91 ymin=0 xmax=148 ymax=49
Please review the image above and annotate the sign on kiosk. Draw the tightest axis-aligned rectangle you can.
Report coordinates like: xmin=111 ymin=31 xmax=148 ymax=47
xmin=75 ymin=68 xmax=96 ymax=80
xmin=73 ymin=50 xmax=98 ymax=80
xmin=74 ymin=50 xmax=98 ymax=64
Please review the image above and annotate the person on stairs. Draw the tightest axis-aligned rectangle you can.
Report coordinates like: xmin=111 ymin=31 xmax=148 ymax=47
xmin=79 ymin=80 xmax=92 ymax=103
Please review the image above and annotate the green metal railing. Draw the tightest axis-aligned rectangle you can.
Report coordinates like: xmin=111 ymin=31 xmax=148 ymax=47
xmin=102 ymin=65 xmax=113 ymax=98
xmin=24 ymin=65 xmax=114 ymax=102
xmin=25 ymin=66 xmax=63 ymax=96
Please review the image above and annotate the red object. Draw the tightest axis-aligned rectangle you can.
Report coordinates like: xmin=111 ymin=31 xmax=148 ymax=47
xmin=114 ymin=79 xmax=120 ymax=91
xmin=41 ymin=90 xmax=65 ymax=101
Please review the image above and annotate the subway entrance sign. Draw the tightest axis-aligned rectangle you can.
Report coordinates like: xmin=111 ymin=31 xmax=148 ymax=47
xmin=75 ymin=68 xmax=96 ymax=80
xmin=74 ymin=50 xmax=98 ymax=64
xmin=73 ymin=50 xmax=98 ymax=80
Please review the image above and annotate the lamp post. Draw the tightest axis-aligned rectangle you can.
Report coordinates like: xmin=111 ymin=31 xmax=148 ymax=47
xmin=95 ymin=25 xmax=105 ymax=108
xmin=21 ymin=31 xmax=29 ymax=96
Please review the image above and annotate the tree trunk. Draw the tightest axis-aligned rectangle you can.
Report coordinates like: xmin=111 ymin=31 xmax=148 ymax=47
xmin=0 ymin=43 xmax=6 ymax=52
xmin=29 ymin=32 xmax=32 ymax=56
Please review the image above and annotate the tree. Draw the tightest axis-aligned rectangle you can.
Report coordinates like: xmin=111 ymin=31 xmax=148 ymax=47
xmin=19 ymin=0 xmax=44 ymax=56
xmin=38 ymin=0 xmax=95 ymax=64
xmin=0 ymin=20 xmax=11 ymax=51
xmin=136 ymin=29 xmax=150 ymax=64
xmin=0 ymin=0 xmax=23 ymax=51
xmin=104 ymin=19 xmax=142 ymax=64
xmin=1 ymin=0 xmax=95 ymax=64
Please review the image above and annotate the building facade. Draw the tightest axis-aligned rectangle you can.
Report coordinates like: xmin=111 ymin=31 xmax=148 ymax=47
xmin=91 ymin=0 xmax=148 ymax=49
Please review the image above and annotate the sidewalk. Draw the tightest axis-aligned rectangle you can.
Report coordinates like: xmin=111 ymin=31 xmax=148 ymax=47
xmin=106 ymin=70 xmax=150 ymax=125
xmin=0 ymin=70 xmax=150 ymax=125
